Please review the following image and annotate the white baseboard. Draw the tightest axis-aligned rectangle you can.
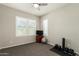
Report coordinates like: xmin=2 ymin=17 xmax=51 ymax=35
xmin=75 ymin=52 xmax=79 ymax=56
xmin=47 ymin=42 xmax=54 ymax=46
xmin=0 ymin=41 xmax=35 ymax=50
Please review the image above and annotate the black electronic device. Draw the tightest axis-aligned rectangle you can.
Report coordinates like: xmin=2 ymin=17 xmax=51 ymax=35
xmin=36 ymin=30 xmax=43 ymax=35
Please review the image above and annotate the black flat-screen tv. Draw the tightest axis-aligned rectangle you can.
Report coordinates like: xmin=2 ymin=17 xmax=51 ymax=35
xmin=36 ymin=30 xmax=43 ymax=35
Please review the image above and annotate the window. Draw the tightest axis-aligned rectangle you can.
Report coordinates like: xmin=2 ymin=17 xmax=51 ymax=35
xmin=16 ymin=16 xmax=36 ymax=36
xmin=43 ymin=19 xmax=48 ymax=36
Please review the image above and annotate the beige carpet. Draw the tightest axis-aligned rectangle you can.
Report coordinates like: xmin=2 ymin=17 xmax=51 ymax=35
xmin=0 ymin=43 xmax=59 ymax=56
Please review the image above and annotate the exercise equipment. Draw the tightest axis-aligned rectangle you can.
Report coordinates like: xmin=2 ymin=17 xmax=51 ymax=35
xmin=50 ymin=38 xmax=77 ymax=56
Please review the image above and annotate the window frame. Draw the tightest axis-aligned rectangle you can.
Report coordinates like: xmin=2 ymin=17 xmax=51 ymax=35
xmin=16 ymin=16 xmax=36 ymax=36
xmin=43 ymin=19 xmax=48 ymax=36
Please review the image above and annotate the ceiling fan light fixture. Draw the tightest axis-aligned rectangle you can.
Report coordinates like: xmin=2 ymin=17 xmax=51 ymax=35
xmin=32 ymin=3 xmax=39 ymax=8
xmin=32 ymin=3 xmax=48 ymax=11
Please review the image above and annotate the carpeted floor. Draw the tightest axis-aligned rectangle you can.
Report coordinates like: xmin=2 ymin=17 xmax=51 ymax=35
xmin=0 ymin=43 xmax=59 ymax=56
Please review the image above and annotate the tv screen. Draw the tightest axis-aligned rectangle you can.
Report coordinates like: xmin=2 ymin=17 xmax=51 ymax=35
xmin=36 ymin=30 xmax=43 ymax=35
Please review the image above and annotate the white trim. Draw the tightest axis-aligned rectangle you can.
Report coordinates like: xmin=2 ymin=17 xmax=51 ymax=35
xmin=0 ymin=41 xmax=35 ymax=50
xmin=47 ymin=42 xmax=54 ymax=46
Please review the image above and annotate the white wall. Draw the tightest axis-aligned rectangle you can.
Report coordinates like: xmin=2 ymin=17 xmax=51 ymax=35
xmin=41 ymin=4 xmax=79 ymax=53
xmin=0 ymin=5 xmax=39 ymax=49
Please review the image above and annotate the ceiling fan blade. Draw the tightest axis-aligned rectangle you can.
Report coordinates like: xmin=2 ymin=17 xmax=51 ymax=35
xmin=39 ymin=3 xmax=48 ymax=6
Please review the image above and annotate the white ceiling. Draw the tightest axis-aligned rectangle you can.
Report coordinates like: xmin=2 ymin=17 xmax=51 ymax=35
xmin=1 ymin=3 xmax=68 ymax=16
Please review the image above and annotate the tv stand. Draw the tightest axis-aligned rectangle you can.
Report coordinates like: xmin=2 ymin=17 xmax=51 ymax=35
xmin=36 ymin=35 xmax=43 ymax=43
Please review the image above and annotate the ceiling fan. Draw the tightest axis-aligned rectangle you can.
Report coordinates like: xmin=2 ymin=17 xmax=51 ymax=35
xmin=32 ymin=3 xmax=48 ymax=10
